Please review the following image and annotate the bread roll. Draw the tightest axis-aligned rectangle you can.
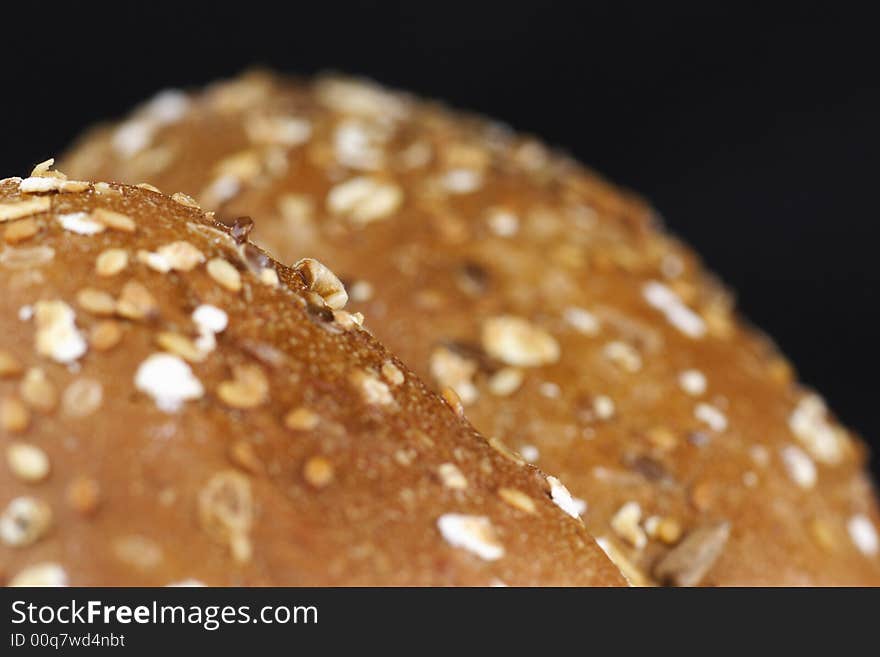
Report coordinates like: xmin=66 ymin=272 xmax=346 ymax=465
xmin=62 ymin=72 xmax=880 ymax=585
xmin=0 ymin=167 xmax=626 ymax=586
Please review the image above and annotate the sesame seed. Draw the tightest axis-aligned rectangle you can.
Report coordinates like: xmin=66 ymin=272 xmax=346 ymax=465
xmin=848 ymin=514 xmax=879 ymax=557
xmin=8 ymin=562 xmax=67 ymax=587
xmin=61 ymin=378 xmax=103 ymax=418
xmin=694 ymin=402 xmax=728 ymax=432
xmin=348 ymin=280 xmax=373 ymax=302
xmin=192 ymin=305 xmax=228 ymax=334
xmin=95 ymin=249 xmax=129 ymax=277
xmin=246 ymin=114 xmax=312 ymax=147
xmin=89 ymin=320 xmax=123 ymax=351
xmin=487 ymin=437 xmax=526 ymax=465
xmin=538 ymin=381 xmax=560 ymax=399
xmin=332 ymin=309 xmax=364 ymax=330
xmin=780 ymin=445 xmax=817 ymax=489
xmin=8 ymin=562 xmax=68 ymax=587
xmin=76 ymin=288 xmax=117 ymax=316
xmin=518 ymin=444 xmax=540 ymax=462
xmin=430 ymin=346 xmax=478 ymax=405
xmin=278 ymin=192 xmax=315 ymax=226
xmin=0 ymin=197 xmax=51 ymax=223
xmin=0 ymin=244 xmax=54 ymax=269
xmin=4 ymin=217 xmax=40 ymax=244
xmin=498 ymin=488 xmax=536 ymax=513
xmin=57 ymin=211 xmax=105 ymax=235
xmin=657 ymin=518 xmax=682 ymax=544
xmin=214 ymin=150 xmax=262 ymax=182
xmin=442 ymin=168 xmax=482 ymax=193
xmin=93 ymin=182 xmax=119 ymax=196
xmin=92 ymin=208 xmax=136 ymax=232
xmin=547 ymin=476 xmax=584 ymax=519
xmin=116 ymin=280 xmax=158 ymax=320
xmin=206 ymin=258 xmax=242 ymax=292
xmin=381 ymin=361 xmax=405 ymax=386
xmin=284 ymin=407 xmax=320 ymax=431
xmin=789 ymin=394 xmax=847 ymax=465
xmin=563 ymin=306 xmax=600 ymax=336
xmin=350 ymin=369 xmax=393 ymax=406
xmin=487 ymin=367 xmax=524 ymax=397
xmin=19 ymin=368 xmax=56 ymax=412
xmin=156 ymin=332 xmax=207 ymax=363
xmin=603 ymin=340 xmax=642 ymax=373
xmin=60 ymin=180 xmax=89 ymax=193
xmin=113 ymin=534 xmax=164 ymax=570
xmin=29 ymin=158 xmax=57 ymax=177
xmin=333 ymin=118 xmax=386 ymax=170
xmin=6 ymin=443 xmax=50 ymax=482
xmin=217 ymin=364 xmax=269 ymax=409
xmin=645 ymin=516 xmax=683 ymax=544
xmin=260 ymin=267 xmax=279 ymax=287
xmin=593 ymin=395 xmax=616 ymax=420
xmin=481 ymin=316 xmax=560 ymax=367
xmin=437 ymin=462 xmax=468 ymax=490
xmin=326 ymin=176 xmax=403 ymax=225
xmin=33 ymin=300 xmax=86 ymax=364
xmin=228 ymin=440 xmax=263 ymax=474
xmin=21 ymin=164 xmax=86 ymax=192
xmin=315 ymin=77 xmax=409 ymax=119
xmin=156 ymin=241 xmax=205 ymax=271
xmin=486 ymin=208 xmax=519 ymax=237
xmin=113 ymin=114 xmax=167 ymax=159
xmin=171 ymin=192 xmax=201 ymax=209
xmin=436 ymin=514 xmax=504 ymax=561
xmin=19 ymin=176 xmax=57 ymax=193
xmin=679 ymin=369 xmax=707 ymax=396
xmin=643 ymin=280 xmax=707 ymax=339
xmin=135 ymin=353 xmax=205 ymax=412
xmin=189 ymin=304 xmax=227 ymax=355
xmin=0 ymin=496 xmax=52 ymax=547
xmin=611 ymin=501 xmax=647 ymax=549
xmin=200 ymin=175 xmax=241 ymax=208
xmin=136 ymin=249 xmax=172 ymax=273
xmin=143 ymin=89 xmax=190 ymax=123
xmin=0 ymin=349 xmax=23 ymax=378
xmin=441 ymin=386 xmax=465 ymax=416
xmin=303 ymin=456 xmax=335 ymax=488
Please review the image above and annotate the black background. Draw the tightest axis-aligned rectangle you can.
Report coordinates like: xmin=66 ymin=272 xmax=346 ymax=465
xmin=1 ymin=3 xmax=877 ymax=475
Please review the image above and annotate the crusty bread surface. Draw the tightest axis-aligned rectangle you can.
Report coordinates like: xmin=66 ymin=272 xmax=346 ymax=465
xmin=61 ymin=72 xmax=880 ymax=585
xmin=0 ymin=170 xmax=626 ymax=586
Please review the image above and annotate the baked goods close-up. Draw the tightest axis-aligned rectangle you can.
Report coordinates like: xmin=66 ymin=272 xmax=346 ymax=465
xmin=0 ymin=165 xmax=628 ymax=586
xmin=61 ymin=71 xmax=880 ymax=586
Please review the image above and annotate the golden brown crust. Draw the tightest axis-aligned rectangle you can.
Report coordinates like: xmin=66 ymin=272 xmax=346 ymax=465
xmin=0 ymin=172 xmax=626 ymax=586
xmin=62 ymin=72 xmax=880 ymax=585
